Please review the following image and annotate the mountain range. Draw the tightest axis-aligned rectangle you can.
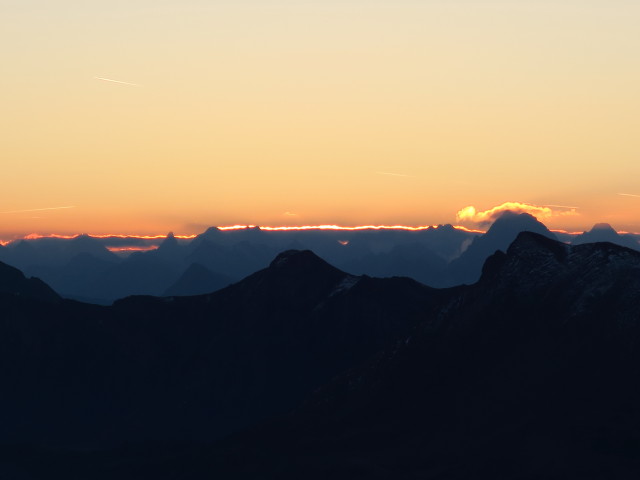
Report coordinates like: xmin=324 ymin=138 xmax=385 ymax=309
xmin=0 ymin=221 xmax=639 ymax=478
xmin=1 ymin=215 xmax=637 ymax=304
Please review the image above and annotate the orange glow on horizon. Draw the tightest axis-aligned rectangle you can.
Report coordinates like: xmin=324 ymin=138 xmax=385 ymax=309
xmin=18 ymin=233 xmax=198 ymax=241
xmin=107 ymin=246 xmax=160 ymax=253
xmin=218 ymin=224 xmax=487 ymax=234
xmin=550 ymin=229 xmax=584 ymax=236
xmin=24 ymin=233 xmax=78 ymax=240
xmin=4 ymin=226 xmax=640 ymax=246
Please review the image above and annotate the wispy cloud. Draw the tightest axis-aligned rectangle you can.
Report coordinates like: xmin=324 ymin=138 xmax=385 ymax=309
xmin=284 ymin=212 xmax=299 ymax=217
xmin=374 ymin=171 xmax=412 ymax=178
xmin=543 ymin=204 xmax=580 ymax=209
xmin=456 ymin=201 xmax=578 ymax=226
xmin=619 ymin=193 xmax=640 ymax=198
xmin=1 ymin=206 xmax=76 ymax=214
xmin=94 ymin=77 xmax=140 ymax=87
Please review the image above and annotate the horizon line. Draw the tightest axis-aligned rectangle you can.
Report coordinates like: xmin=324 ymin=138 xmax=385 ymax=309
xmin=2 ymin=223 xmax=640 ymax=245
xmin=1 ymin=225 xmax=485 ymax=244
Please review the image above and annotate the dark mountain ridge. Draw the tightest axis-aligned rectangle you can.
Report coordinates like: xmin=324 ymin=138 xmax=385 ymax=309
xmin=0 ymin=250 xmax=439 ymax=453
xmin=181 ymin=232 xmax=640 ymax=479
xmin=0 ymin=224 xmax=480 ymax=301
xmin=3 ymin=231 xmax=640 ymax=478
xmin=447 ymin=211 xmax=556 ymax=285
xmin=0 ymin=261 xmax=60 ymax=302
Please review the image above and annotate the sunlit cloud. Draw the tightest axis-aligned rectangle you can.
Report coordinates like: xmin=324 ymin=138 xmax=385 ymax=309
xmin=456 ymin=202 xmax=579 ymax=226
xmin=94 ymin=77 xmax=140 ymax=87
xmin=619 ymin=193 xmax=640 ymax=198
xmin=1 ymin=206 xmax=76 ymax=214
xmin=374 ymin=171 xmax=412 ymax=177
xmin=284 ymin=212 xmax=298 ymax=217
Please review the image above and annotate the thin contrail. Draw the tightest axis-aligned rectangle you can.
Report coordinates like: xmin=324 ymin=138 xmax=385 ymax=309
xmin=375 ymin=171 xmax=412 ymax=177
xmin=94 ymin=77 xmax=140 ymax=87
xmin=619 ymin=193 xmax=640 ymax=198
xmin=1 ymin=206 xmax=76 ymax=214
xmin=543 ymin=204 xmax=580 ymax=209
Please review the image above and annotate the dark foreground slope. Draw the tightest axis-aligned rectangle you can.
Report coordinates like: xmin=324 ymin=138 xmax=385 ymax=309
xmin=4 ymin=235 xmax=640 ymax=479
xmin=0 ymin=251 xmax=438 ymax=452
xmin=176 ymin=233 xmax=640 ymax=480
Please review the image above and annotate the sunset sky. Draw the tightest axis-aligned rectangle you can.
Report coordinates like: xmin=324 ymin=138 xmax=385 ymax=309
xmin=2 ymin=0 xmax=639 ymax=239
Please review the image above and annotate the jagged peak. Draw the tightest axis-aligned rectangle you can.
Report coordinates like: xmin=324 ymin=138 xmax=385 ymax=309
xmin=437 ymin=224 xmax=455 ymax=231
xmin=158 ymin=231 xmax=179 ymax=251
xmin=507 ymin=231 xmax=568 ymax=256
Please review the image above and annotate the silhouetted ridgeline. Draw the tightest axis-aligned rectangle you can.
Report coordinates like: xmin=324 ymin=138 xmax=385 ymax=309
xmin=0 ymin=250 xmax=438 ymax=464
xmin=0 ymin=229 xmax=640 ymax=478
xmin=1 ymin=215 xmax=638 ymax=304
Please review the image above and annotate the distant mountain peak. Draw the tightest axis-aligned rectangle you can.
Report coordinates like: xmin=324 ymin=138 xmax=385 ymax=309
xmin=448 ymin=213 xmax=556 ymax=285
xmin=268 ymin=249 xmax=345 ymax=278
xmin=488 ymin=212 xmax=549 ymax=232
xmin=158 ymin=231 xmax=179 ymax=251
xmin=572 ymin=223 xmax=639 ymax=251
xmin=270 ymin=249 xmax=324 ymax=268
xmin=590 ymin=223 xmax=616 ymax=232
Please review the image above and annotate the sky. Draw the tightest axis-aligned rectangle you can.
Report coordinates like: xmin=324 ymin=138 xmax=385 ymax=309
xmin=2 ymin=0 xmax=639 ymax=239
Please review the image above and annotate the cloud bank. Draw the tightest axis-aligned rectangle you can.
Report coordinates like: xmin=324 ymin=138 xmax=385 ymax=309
xmin=456 ymin=202 xmax=578 ymax=226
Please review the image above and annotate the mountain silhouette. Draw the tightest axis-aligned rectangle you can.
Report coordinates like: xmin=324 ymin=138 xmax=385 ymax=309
xmin=154 ymin=231 xmax=181 ymax=258
xmin=0 ymin=225 xmax=481 ymax=303
xmin=188 ymin=232 xmax=640 ymax=479
xmin=0 ymin=260 xmax=60 ymax=302
xmin=2 ymin=236 xmax=640 ymax=478
xmin=447 ymin=211 xmax=556 ymax=285
xmin=0 ymin=250 xmax=437 ymax=454
xmin=572 ymin=223 xmax=640 ymax=251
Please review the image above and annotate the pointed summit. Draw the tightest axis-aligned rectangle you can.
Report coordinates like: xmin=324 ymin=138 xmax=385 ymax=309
xmin=485 ymin=212 xmax=553 ymax=239
xmin=592 ymin=223 xmax=616 ymax=232
xmin=572 ymin=223 xmax=639 ymax=251
xmin=158 ymin=232 xmax=178 ymax=252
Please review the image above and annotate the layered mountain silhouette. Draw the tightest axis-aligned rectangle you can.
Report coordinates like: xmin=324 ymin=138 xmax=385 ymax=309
xmin=173 ymin=232 xmax=640 ymax=479
xmin=0 ymin=250 xmax=438 ymax=452
xmin=447 ymin=211 xmax=556 ymax=285
xmin=1 ymin=217 xmax=636 ymax=305
xmin=0 ymin=225 xmax=480 ymax=302
xmin=1 ymin=232 xmax=640 ymax=478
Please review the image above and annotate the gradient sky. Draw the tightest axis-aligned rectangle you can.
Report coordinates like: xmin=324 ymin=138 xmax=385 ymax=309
xmin=2 ymin=0 xmax=639 ymax=239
